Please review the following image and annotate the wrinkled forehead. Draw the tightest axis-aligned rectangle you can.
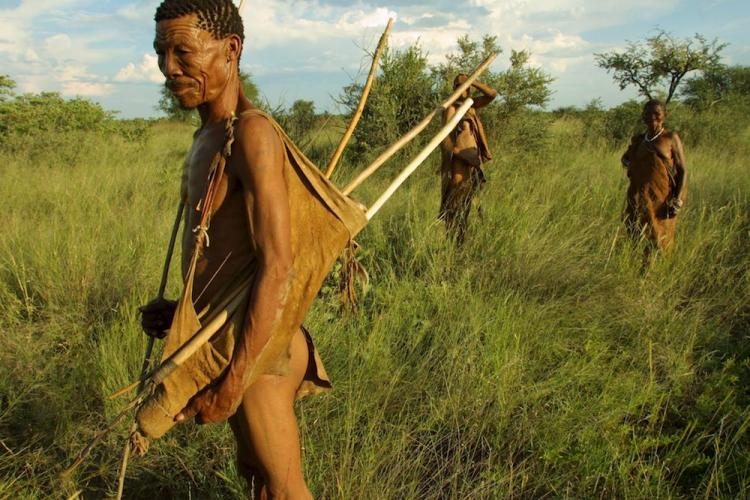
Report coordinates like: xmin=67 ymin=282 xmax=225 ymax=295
xmin=154 ymin=13 xmax=211 ymax=46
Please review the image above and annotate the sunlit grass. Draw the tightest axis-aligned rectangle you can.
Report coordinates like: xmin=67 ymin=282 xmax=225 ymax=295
xmin=0 ymin=115 xmax=748 ymax=498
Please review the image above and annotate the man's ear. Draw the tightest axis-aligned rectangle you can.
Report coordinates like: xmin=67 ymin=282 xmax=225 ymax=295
xmin=225 ymin=34 xmax=242 ymax=63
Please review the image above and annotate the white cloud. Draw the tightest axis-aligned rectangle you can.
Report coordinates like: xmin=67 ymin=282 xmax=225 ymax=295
xmin=0 ymin=0 xmax=124 ymax=97
xmin=61 ymin=80 xmax=113 ymax=96
xmin=338 ymin=7 xmax=397 ymax=29
xmin=43 ymin=33 xmax=74 ymax=61
xmin=0 ymin=0 xmax=739 ymax=115
xmin=116 ymin=2 xmax=154 ymax=22
xmin=24 ymin=48 xmax=39 ymax=62
xmin=245 ymin=0 xmax=396 ymax=49
xmin=115 ymin=54 xmax=163 ymax=83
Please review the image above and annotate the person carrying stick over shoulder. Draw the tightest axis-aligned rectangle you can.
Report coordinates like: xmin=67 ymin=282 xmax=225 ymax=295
xmin=439 ymin=73 xmax=497 ymax=245
xmin=137 ymin=1 xmax=368 ymax=497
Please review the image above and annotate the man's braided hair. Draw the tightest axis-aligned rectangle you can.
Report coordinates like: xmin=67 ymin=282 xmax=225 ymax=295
xmin=644 ymin=98 xmax=666 ymax=113
xmin=155 ymin=0 xmax=244 ymax=43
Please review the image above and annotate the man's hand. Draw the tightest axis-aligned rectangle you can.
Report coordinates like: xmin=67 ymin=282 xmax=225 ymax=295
xmin=666 ymin=197 xmax=683 ymax=218
xmin=138 ymin=298 xmax=177 ymax=339
xmin=175 ymin=381 xmax=242 ymax=424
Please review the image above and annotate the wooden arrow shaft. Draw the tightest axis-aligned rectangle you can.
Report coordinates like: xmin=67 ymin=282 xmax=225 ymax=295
xmin=325 ymin=18 xmax=394 ymax=179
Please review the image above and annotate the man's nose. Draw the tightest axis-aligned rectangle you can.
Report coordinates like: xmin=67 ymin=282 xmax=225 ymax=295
xmin=161 ymin=51 xmax=182 ymax=79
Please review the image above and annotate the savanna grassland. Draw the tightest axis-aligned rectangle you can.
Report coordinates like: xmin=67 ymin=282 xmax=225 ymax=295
xmin=0 ymin=97 xmax=749 ymax=500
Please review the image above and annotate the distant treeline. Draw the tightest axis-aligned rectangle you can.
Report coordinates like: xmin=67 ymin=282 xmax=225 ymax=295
xmin=2 ymin=34 xmax=749 ymax=160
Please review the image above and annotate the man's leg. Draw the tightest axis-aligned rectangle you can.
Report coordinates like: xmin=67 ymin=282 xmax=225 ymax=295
xmin=449 ymin=162 xmax=473 ymax=245
xmin=230 ymin=328 xmax=313 ymax=499
xmin=229 ymin=415 xmax=264 ymax=497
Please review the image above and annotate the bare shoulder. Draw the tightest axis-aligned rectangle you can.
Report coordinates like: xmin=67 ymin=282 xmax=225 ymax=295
xmin=443 ymin=104 xmax=458 ymax=121
xmin=233 ymin=112 xmax=285 ymax=177
xmin=665 ymin=129 xmax=682 ymax=141
xmin=236 ymin=112 xmax=281 ymax=153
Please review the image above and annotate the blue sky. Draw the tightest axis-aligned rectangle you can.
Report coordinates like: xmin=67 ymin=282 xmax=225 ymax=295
xmin=1 ymin=0 xmax=748 ymax=118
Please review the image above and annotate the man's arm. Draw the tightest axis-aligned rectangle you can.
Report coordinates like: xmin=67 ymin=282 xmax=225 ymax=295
xmin=670 ymin=131 xmax=688 ymax=201
xmin=441 ymin=106 xmax=457 ymax=154
xmin=177 ymin=114 xmax=294 ymax=424
xmin=471 ymin=80 xmax=498 ymax=109
xmin=621 ymin=135 xmax=639 ymax=168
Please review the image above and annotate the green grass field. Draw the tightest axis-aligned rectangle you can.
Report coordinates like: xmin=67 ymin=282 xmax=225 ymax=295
xmin=0 ymin=114 xmax=748 ymax=498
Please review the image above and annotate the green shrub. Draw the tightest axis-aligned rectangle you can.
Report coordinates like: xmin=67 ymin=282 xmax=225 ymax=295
xmin=0 ymin=91 xmax=151 ymax=160
xmin=604 ymin=99 xmax=643 ymax=145
xmin=0 ymin=92 xmax=115 ymax=139
xmin=341 ymin=43 xmax=439 ymax=162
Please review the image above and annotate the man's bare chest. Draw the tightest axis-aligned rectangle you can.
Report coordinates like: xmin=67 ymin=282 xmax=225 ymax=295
xmin=184 ymin=133 xmax=237 ymax=211
xmin=639 ymin=134 xmax=672 ymax=161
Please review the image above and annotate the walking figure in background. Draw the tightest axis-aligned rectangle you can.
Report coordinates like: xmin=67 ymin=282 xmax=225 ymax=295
xmin=620 ymin=100 xmax=688 ymax=259
xmin=439 ymin=73 xmax=497 ymax=244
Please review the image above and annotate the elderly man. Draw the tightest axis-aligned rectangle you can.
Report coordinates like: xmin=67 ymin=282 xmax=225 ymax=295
xmin=439 ymin=73 xmax=497 ymax=244
xmin=620 ymin=99 xmax=688 ymax=255
xmin=138 ymin=1 xmax=366 ymax=497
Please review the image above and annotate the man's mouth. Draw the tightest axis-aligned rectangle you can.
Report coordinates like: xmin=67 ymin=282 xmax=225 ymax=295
xmin=167 ymin=81 xmax=197 ymax=95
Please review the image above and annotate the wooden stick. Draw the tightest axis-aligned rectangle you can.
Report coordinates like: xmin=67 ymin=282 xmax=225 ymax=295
xmin=65 ymin=277 xmax=250 ymax=480
xmin=112 ymin=271 xmax=253 ymax=396
xmin=366 ymin=98 xmax=473 ymax=220
xmin=342 ymin=53 xmax=497 ymax=196
xmin=115 ymin=201 xmax=184 ymax=499
xmin=324 ymin=18 xmax=394 ymax=179
xmin=62 ymin=389 xmax=151 ymax=478
xmin=238 ymin=0 xmax=246 ymax=12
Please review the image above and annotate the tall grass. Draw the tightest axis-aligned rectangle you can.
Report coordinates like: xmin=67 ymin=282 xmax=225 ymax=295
xmin=0 ymin=112 xmax=748 ymax=498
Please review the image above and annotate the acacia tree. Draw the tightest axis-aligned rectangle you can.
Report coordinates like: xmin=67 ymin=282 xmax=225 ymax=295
xmin=432 ymin=34 xmax=502 ymax=92
xmin=340 ymin=35 xmax=552 ymax=158
xmin=496 ymin=49 xmax=553 ymax=116
xmin=595 ymin=30 xmax=726 ymax=104
xmin=681 ymin=65 xmax=750 ymax=109
xmin=276 ymin=99 xmax=317 ymax=143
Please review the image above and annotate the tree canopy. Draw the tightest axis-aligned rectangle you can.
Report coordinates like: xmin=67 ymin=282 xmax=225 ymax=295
xmin=340 ymin=34 xmax=554 ymax=158
xmin=432 ymin=35 xmax=553 ymax=116
xmin=0 ymin=75 xmax=16 ymax=101
xmin=681 ymin=65 xmax=750 ymax=109
xmin=595 ymin=30 xmax=726 ymax=104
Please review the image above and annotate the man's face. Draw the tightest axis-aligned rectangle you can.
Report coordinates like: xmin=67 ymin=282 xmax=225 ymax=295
xmin=453 ymin=74 xmax=469 ymax=99
xmin=154 ymin=13 xmax=232 ymax=109
xmin=642 ymin=105 xmax=665 ymax=132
